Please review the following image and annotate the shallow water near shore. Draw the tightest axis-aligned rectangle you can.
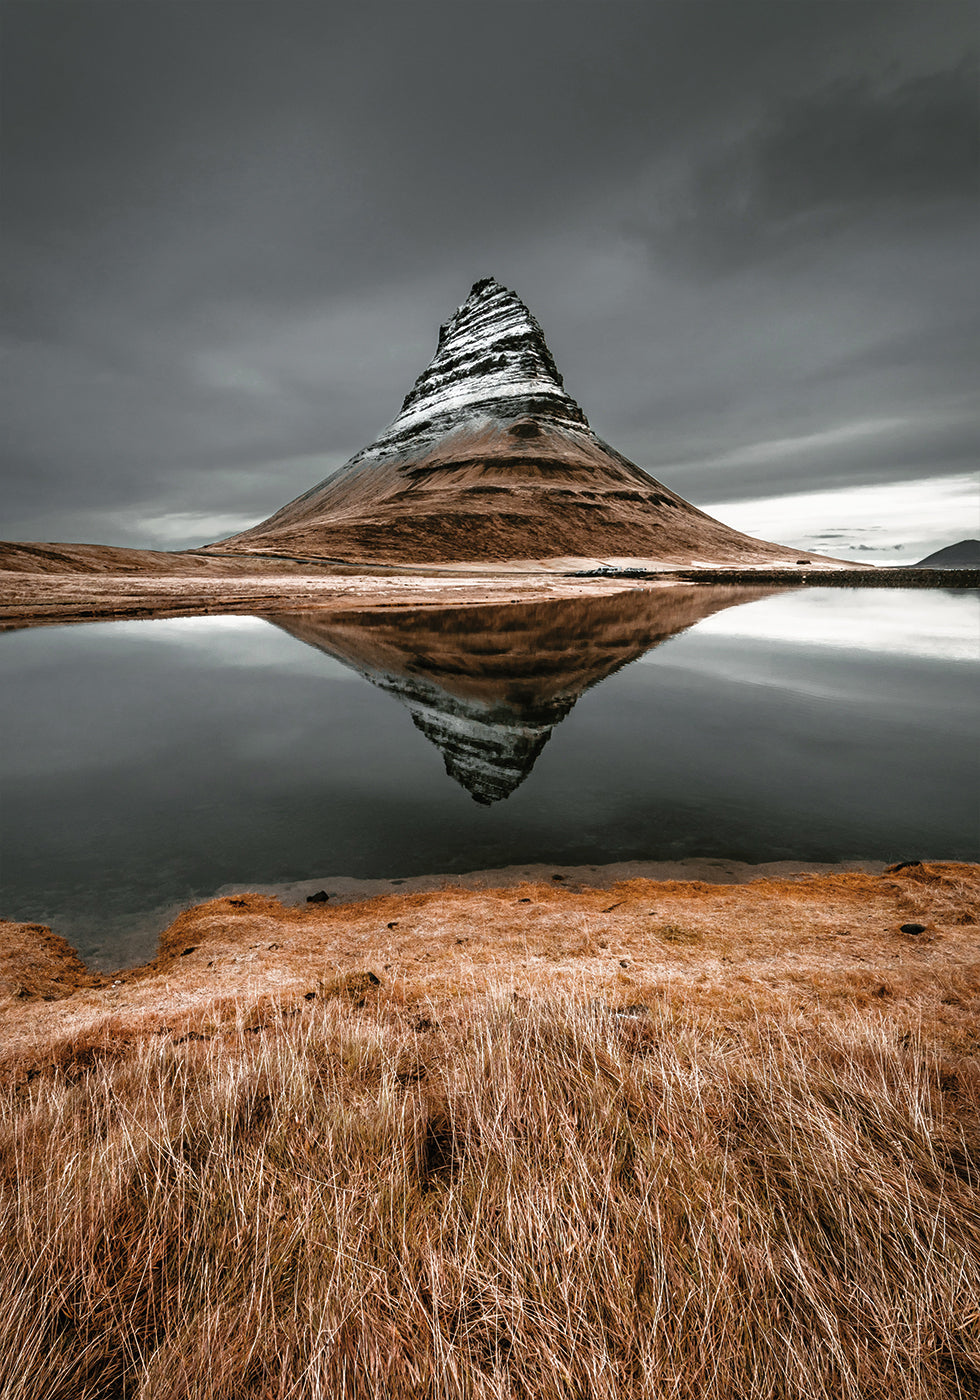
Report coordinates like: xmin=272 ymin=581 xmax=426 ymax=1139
xmin=1 ymin=585 xmax=977 ymax=966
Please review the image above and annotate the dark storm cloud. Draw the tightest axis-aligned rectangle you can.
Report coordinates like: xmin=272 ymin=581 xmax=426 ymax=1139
xmin=660 ymin=413 xmax=980 ymax=504
xmin=641 ymin=63 xmax=979 ymax=274
xmin=1 ymin=1 xmax=977 ymax=546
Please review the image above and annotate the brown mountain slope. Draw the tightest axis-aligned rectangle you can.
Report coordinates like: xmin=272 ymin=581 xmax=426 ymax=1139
xmin=0 ymin=541 xmax=343 ymax=576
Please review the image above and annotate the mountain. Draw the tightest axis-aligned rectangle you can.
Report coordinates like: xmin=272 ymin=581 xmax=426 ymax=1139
xmin=208 ymin=279 xmax=851 ymax=570
xmin=0 ymin=542 xmax=341 ymax=575
xmin=913 ymin=540 xmax=980 ymax=569
xmin=263 ymin=584 xmax=785 ymax=803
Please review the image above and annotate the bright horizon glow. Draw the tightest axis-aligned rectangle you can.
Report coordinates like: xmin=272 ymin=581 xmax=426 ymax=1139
xmin=704 ymin=473 xmax=978 ymax=564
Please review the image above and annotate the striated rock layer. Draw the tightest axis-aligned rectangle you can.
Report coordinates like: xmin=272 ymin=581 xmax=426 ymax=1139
xmin=264 ymin=584 xmax=782 ymax=803
xmin=210 ymin=279 xmax=850 ymax=569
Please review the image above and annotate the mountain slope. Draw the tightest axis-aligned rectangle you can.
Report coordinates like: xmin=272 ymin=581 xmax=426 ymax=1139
xmin=208 ymin=279 xmax=853 ymax=569
xmin=914 ymin=539 xmax=980 ymax=569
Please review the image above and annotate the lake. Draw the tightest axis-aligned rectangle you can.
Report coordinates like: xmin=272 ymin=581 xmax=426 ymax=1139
xmin=1 ymin=585 xmax=977 ymax=966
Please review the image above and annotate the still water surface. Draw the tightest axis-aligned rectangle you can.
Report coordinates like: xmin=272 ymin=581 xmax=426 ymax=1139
xmin=1 ymin=586 xmax=976 ymax=965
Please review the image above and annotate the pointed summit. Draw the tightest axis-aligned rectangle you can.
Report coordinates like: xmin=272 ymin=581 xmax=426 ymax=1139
xmin=211 ymin=279 xmax=851 ymax=569
xmin=394 ymin=277 xmax=587 ymax=439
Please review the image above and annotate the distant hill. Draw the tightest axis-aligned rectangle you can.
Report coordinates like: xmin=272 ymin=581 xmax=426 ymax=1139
xmin=914 ymin=540 xmax=980 ymax=569
xmin=205 ymin=278 xmax=855 ymax=571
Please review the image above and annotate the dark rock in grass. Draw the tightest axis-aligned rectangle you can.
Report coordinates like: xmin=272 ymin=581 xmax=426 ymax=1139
xmin=900 ymin=923 xmax=927 ymax=935
xmin=306 ymin=890 xmax=330 ymax=903
xmin=410 ymin=1015 xmax=440 ymax=1032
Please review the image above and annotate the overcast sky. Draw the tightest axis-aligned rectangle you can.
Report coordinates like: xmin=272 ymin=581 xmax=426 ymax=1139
xmin=3 ymin=1 xmax=977 ymax=560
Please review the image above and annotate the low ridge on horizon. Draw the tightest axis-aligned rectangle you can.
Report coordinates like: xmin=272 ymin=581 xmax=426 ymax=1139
xmin=208 ymin=278 xmax=854 ymax=570
xmin=913 ymin=539 xmax=980 ymax=570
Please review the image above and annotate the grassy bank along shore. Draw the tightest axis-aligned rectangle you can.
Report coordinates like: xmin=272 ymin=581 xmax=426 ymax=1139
xmin=1 ymin=863 xmax=977 ymax=1397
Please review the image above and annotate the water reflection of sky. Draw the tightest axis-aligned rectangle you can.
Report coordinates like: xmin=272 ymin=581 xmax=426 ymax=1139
xmin=673 ymin=587 xmax=979 ymax=662
xmin=1 ymin=588 xmax=976 ymax=966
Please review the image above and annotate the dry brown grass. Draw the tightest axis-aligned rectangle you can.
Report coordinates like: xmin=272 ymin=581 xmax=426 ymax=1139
xmin=1 ymin=983 xmax=978 ymax=1400
xmin=1 ymin=865 xmax=977 ymax=1397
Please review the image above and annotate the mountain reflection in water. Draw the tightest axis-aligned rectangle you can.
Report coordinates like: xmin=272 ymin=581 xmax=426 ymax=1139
xmin=264 ymin=585 xmax=785 ymax=804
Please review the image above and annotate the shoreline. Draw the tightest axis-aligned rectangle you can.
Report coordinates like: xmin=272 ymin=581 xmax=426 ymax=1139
xmin=218 ymin=853 xmax=893 ymax=913
xmin=0 ymin=570 xmax=640 ymax=630
xmin=6 ymin=857 xmax=899 ymax=977
xmin=2 ymin=565 xmax=977 ymax=630
xmin=2 ymin=858 xmax=975 ymax=1045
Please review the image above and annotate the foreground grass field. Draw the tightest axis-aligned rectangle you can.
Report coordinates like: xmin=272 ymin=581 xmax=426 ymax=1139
xmin=1 ymin=865 xmax=977 ymax=1398
xmin=3 ymin=996 xmax=978 ymax=1398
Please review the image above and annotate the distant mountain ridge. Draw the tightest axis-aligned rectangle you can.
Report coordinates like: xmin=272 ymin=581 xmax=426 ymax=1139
xmin=207 ymin=279 xmax=855 ymax=570
xmin=914 ymin=540 xmax=980 ymax=569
